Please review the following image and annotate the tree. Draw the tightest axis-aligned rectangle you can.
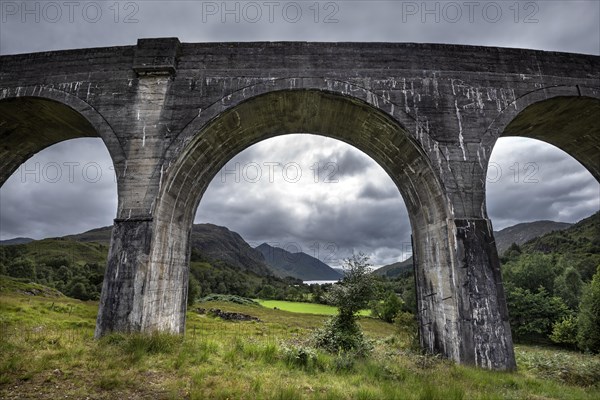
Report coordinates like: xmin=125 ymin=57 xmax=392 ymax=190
xmin=187 ymin=275 xmax=200 ymax=306
xmin=505 ymin=284 xmax=570 ymax=341
xmin=68 ymin=282 xmax=89 ymax=301
xmin=502 ymin=253 xmax=561 ymax=295
xmin=577 ymin=266 xmax=600 ymax=353
xmin=554 ymin=266 xmax=584 ymax=310
xmin=7 ymin=258 xmax=36 ymax=279
xmin=371 ymin=292 xmax=405 ymax=323
xmin=313 ymin=253 xmax=376 ymax=355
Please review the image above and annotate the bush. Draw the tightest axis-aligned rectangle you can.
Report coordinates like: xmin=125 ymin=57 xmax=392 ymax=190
xmin=550 ymin=315 xmax=578 ymax=347
xmin=199 ymin=294 xmax=259 ymax=306
xmin=281 ymin=344 xmax=320 ymax=370
xmin=312 ymin=314 xmax=373 ymax=357
xmin=394 ymin=311 xmax=419 ymax=349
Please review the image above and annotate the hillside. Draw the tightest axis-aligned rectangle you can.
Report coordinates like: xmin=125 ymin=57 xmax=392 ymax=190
xmin=65 ymin=225 xmax=113 ymax=244
xmin=190 ymin=224 xmax=274 ymax=277
xmin=373 ymin=257 xmax=413 ymax=279
xmin=1 ymin=237 xmax=109 ymax=267
xmin=519 ymin=211 xmax=600 ymax=255
xmin=255 ymin=243 xmax=342 ymax=281
xmin=494 ymin=220 xmax=572 ymax=254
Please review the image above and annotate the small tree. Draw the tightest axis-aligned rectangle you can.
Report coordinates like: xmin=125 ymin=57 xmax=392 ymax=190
xmin=187 ymin=275 xmax=200 ymax=307
xmin=313 ymin=253 xmax=376 ymax=356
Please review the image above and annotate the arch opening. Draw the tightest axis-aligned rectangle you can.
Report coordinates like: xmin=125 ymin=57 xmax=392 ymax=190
xmin=194 ymin=133 xmax=412 ymax=269
xmin=0 ymin=95 xmax=124 ymax=188
xmin=159 ymin=89 xmax=448 ymax=238
xmin=485 ymin=97 xmax=600 ymax=351
xmin=500 ymin=96 xmax=600 ymax=182
xmin=0 ymin=97 xmax=98 ymax=186
xmin=0 ymin=137 xmax=118 ymax=241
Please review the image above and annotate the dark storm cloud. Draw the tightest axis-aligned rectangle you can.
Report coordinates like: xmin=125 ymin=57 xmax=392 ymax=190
xmin=358 ymin=182 xmax=401 ymax=201
xmin=0 ymin=139 xmax=117 ymax=240
xmin=486 ymin=138 xmax=600 ymax=230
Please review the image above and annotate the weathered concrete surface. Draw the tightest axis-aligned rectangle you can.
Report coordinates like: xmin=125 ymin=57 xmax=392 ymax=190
xmin=1 ymin=39 xmax=599 ymax=370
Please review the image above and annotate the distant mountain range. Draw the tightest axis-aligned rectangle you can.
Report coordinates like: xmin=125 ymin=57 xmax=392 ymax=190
xmin=371 ymin=217 xmax=581 ymax=279
xmin=493 ymin=220 xmax=572 ymax=254
xmin=0 ymin=237 xmax=34 ymax=246
xmin=255 ymin=243 xmax=342 ymax=281
xmin=2 ymin=214 xmax=594 ymax=281
xmin=1 ymin=223 xmax=341 ymax=281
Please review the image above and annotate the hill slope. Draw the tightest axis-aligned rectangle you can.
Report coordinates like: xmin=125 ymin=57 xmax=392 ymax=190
xmin=373 ymin=257 xmax=414 ymax=279
xmin=494 ymin=220 xmax=572 ymax=255
xmin=189 ymin=224 xmax=274 ymax=276
xmin=255 ymin=243 xmax=342 ymax=281
xmin=65 ymin=226 xmax=113 ymax=244
xmin=519 ymin=211 xmax=600 ymax=255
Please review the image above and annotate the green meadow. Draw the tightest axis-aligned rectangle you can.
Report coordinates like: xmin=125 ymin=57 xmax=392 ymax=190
xmin=256 ymin=299 xmax=370 ymax=316
xmin=1 ymin=276 xmax=599 ymax=399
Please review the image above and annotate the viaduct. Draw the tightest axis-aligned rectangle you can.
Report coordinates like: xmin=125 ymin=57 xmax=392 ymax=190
xmin=1 ymin=39 xmax=598 ymax=370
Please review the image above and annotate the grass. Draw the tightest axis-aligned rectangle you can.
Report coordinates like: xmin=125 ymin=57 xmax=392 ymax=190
xmin=256 ymin=299 xmax=370 ymax=316
xmin=1 ymin=279 xmax=599 ymax=399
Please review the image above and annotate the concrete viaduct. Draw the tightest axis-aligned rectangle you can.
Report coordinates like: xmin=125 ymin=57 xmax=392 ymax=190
xmin=1 ymin=39 xmax=598 ymax=370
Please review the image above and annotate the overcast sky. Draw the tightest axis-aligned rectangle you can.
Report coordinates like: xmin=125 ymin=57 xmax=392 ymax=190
xmin=0 ymin=1 xmax=599 ymax=267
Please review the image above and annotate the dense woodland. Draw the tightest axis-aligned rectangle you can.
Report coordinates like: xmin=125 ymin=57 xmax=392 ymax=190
xmin=1 ymin=211 xmax=599 ymax=353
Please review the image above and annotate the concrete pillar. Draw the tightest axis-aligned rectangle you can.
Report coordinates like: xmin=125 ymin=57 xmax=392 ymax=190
xmin=95 ymin=218 xmax=153 ymax=336
xmin=452 ymin=218 xmax=515 ymax=369
xmin=414 ymin=217 xmax=515 ymax=370
xmin=95 ymin=38 xmax=187 ymax=337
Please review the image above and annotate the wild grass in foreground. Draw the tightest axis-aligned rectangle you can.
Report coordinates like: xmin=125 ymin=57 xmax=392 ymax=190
xmin=1 ymin=285 xmax=599 ymax=399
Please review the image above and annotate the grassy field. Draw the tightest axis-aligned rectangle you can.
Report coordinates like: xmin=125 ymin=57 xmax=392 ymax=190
xmin=1 ymin=277 xmax=599 ymax=399
xmin=256 ymin=299 xmax=370 ymax=316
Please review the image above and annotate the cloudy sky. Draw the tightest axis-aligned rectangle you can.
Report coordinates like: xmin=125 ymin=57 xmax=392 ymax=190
xmin=1 ymin=1 xmax=599 ymax=267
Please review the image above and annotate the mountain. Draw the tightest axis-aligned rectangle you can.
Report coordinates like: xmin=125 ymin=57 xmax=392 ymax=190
xmin=494 ymin=220 xmax=573 ymax=255
xmin=190 ymin=224 xmax=273 ymax=277
xmin=255 ymin=243 xmax=342 ymax=281
xmin=0 ymin=237 xmax=34 ymax=246
xmin=373 ymin=257 xmax=414 ymax=279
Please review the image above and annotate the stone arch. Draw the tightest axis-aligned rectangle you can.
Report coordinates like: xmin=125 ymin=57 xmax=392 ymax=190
xmin=169 ymin=77 xmax=423 ymax=155
xmin=0 ymin=87 xmax=125 ymax=187
xmin=142 ymin=88 xmax=466 ymax=360
xmin=483 ymin=86 xmax=600 ymax=182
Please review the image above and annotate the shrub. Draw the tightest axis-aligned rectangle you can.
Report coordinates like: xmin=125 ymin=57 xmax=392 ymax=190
xmin=199 ymin=294 xmax=259 ymax=306
xmin=550 ymin=315 xmax=578 ymax=347
xmin=280 ymin=343 xmax=321 ymax=371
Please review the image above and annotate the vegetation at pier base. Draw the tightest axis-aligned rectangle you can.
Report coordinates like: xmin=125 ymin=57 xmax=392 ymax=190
xmin=1 ymin=276 xmax=599 ymax=399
